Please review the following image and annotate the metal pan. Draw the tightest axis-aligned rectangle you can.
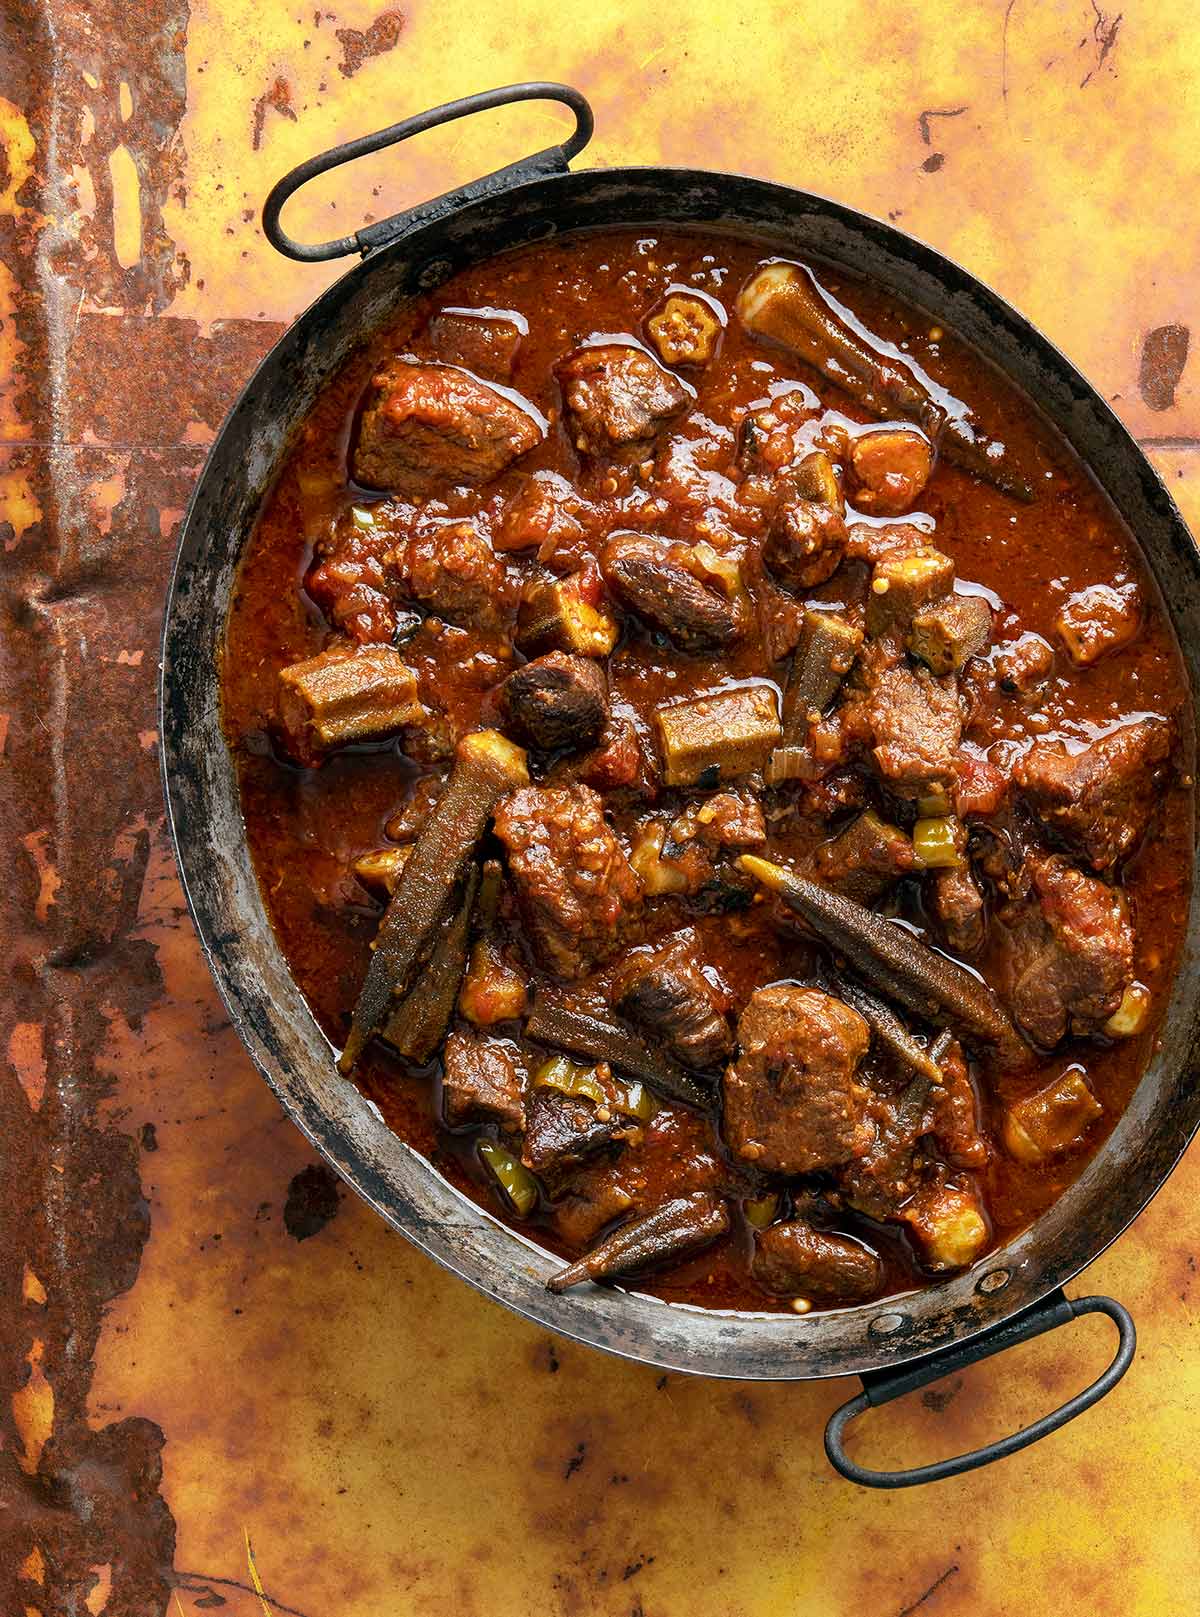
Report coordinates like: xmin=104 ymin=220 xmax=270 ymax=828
xmin=159 ymin=82 xmax=1200 ymax=1486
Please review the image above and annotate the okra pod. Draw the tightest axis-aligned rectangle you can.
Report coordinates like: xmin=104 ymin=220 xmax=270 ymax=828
xmin=547 ymin=1191 xmax=730 ymax=1293
xmin=525 ymin=991 xmax=709 ymax=1109
xmin=339 ymin=730 xmax=529 ymax=1073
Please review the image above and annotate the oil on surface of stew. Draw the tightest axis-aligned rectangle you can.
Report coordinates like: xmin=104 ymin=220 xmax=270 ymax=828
xmin=222 ymin=228 xmax=1193 ymax=1313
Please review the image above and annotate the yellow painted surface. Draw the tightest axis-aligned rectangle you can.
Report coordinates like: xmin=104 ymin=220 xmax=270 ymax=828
xmin=8 ymin=0 xmax=1198 ymax=1611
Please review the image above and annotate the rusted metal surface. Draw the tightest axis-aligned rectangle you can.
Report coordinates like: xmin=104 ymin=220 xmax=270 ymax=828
xmin=2 ymin=2 xmax=1199 ymax=1613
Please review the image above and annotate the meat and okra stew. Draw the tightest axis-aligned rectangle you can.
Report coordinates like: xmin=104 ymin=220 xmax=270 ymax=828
xmin=223 ymin=228 xmax=1193 ymax=1313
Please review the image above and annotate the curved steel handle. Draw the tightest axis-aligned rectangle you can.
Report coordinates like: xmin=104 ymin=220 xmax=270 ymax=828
xmin=825 ymin=1291 xmax=1135 ymax=1489
xmin=263 ymin=81 xmax=594 ymax=262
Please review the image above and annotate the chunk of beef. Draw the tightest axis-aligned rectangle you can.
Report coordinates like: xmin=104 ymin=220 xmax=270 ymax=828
xmin=751 ymin=1222 xmax=883 ymax=1301
xmin=926 ymin=1040 xmax=987 ymax=1169
xmin=521 ymin=1087 xmax=630 ymax=1192
xmin=849 ymin=424 xmax=933 ymax=515
xmin=995 ymin=631 xmax=1054 ymax=696
xmin=1055 ymin=583 xmax=1141 ymax=666
xmin=1004 ymin=854 xmax=1134 ymax=1048
xmin=841 ymin=649 xmax=963 ymax=800
xmin=600 ymin=531 xmax=741 ymax=651
xmin=642 ymin=788 xmax=767 ymax=902
xmin=763 ymin=495 xmax=848 ymax=591
xmin=1014 ymin=717 xmax=1173 ymax=871
xmin=837 ymin=1078 xmax=928 ymax=1221
xmin=761 ymin=451 xmax=847 ymax=592
xmin=386 ymin=521 xmax=514 ymax=630
xmin=571 ymin=716 xmax=656 ymax=795
xmin=276 ymin=643 xmax=422 ymax=767
xmin=498 ymin=653 xmax=608 ymax=752
xmin=612 ymin=935 xmax=732 ymax=1072
xmin=495 ymin=471 xmax=585 ymax=558
xmin=551 ymin=1158 xmax=643 ymax=1245
xmin=353 ymin=360 xmax=544 ymax=494
xmin=556 ymin=343 xmax=691 ymax=461
xmin=441 ymin=1030 xmax=526 ymax=1131
xmin=736 ymin=387 xmax=821 ymax=476
xmin=426 ymin=308 xmax=523 ymax=381
xmin=931 ymin=864 xmax=986 ymax=955
xmin=722 ymin=986 xmax=873 ymax=1175
xmin=493 ymin=784 xmax=643 ymax=978
xmin=812 ymin=809 xmax=916 ymax=905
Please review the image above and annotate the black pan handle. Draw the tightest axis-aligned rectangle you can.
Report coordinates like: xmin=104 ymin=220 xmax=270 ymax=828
xmin=825 ymin=1290 xmax=1134 ymax=1488
xmin=263 ymin=81 xmax=594 ymax=263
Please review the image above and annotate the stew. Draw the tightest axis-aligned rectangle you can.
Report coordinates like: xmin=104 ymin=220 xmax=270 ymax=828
xmin=222 ymin=228 xmax=1193 ymax=1313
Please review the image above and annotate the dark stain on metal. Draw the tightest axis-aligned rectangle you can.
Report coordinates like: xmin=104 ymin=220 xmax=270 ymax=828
xmin=897 ymin=1563 xmax=960 ymax=1615
xmin=176 ymin=1569 xmax=317 ymax=1617
xmin=283 ymin=1161 xmax=342 ymax=1239
xmin=1001 ymin=0 xmax=1020 ymax=106
xmin=564 ymin=1440 xmax=587 ymax=1479
xmin=1140 ymin=324 xmax=1190 ymax=412
xmin=917 ymin=107 xmax=964 ymax=177
xmin=335 ymin=9 xmax=404 ymax=78
xmin=252 ymin=75 xmax=298 ymax=152
xmin=1080 ymin=0 xmax=1123 ymax=87
xmin=917 ymin=106 xmax=967 ymax=144
xmin=140 ymin=1120 xmax=159 ymax=1150
xmin=920 ymin=1377 xmax=962 ymax=1413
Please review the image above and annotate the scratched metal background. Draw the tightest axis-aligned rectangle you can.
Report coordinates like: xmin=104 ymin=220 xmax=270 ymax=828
xmin=3 ymin=2 xmax=1199 ymax=1613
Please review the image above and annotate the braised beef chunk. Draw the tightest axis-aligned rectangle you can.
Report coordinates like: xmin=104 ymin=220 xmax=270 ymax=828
xmin=521 ymin=1087 xmax=628 ymax=1190
xmin=722 ymin=986 xmax=872 ymax=1175
xmin=493 ymin=784 xmax=642 ymax=978
xmin=995 ymin=631 xmax=1054 ymax=695
xmin=353 ymin=360 xmax=544 ymax=494
xmin=496 ymin=471 xmax=584 ymax=558
xmin=612 ymin=936 xmax=732 ymax=1072
xmin=551 ymin=1158 xmax=641 ymax=1246
xmin=441 ymin=1030 xmax=525 ymax=1131
xmin=556 ymin=344 xmax=691 ymax=461
xmin=498 ymin=653 xmax=608 ymax=752
xmin=842 ymin=650 xmax=963 ymax=799
xmin=812 ymin=808 xmax=916 ymax=905
xmin=387 ymin=521 xmax=513 ymax=629
xmin=752 ymin=1223 xmax=883 ymax=1301
xmin=600 ymin=532 xmax=741 ymax=651
xmin=1004 ymin=854 xmax=1134 ymax=1048
xmin=927 ymin=1039 xmax=987 ymax=1168
xmin=1055 ymin=583 xmax=1140 ymax=666
xmin=654 ymin=789 xmax=767 ymax=899
xmin=1015 ymin=717 xmax=1173 ymax=871
xmin=931 ymin=864 xmax=986 ymax=955
xmin=426 ymin=308 xmax=523 ymax=381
